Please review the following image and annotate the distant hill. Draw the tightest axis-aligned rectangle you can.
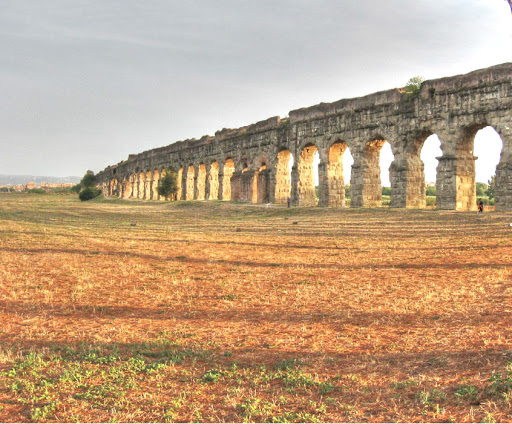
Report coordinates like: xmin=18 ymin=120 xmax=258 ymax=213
xmin=0 ymin=175 xmax=80 ymax=186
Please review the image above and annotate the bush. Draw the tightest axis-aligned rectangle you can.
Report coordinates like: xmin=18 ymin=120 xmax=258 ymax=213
xmin=80 ymin=170 xmax=97 ymax=188
xmin=404 ymin=76 xmax=423 ymax=97
xmin=382 ymin=187 xmax=392 ymax=196
xmin=426 ymin=196 xmax=436 ymax=207
xmin=79 ymin=187 xmax=101 ymax=201
xmin=27 ymin=189 xmax=46 ymax=194
xmin=157 ymin=168 xmax=178 ymax=199
xmin=425 ymin=186 xmax=436 ymax=196
xmin=71 ymin=184 xmax=81 ymax=193
xmin=476 ymin=182 xmax=488 ymax=197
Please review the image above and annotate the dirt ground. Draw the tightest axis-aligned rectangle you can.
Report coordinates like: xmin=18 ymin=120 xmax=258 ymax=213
xmin=0 ymin=193 xmax=511 ymax=422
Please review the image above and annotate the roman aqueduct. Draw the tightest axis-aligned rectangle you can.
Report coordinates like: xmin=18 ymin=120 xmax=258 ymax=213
xmin=97 ymin=63 xmax=512 ymax=211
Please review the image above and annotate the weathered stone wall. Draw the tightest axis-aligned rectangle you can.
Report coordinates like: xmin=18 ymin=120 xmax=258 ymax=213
xmin=97 ymin=63 xmax=512 ymax=211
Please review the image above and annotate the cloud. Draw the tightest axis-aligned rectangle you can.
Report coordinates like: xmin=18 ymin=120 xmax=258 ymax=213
xmin=0 ymin=0 xmax=510 ymax=176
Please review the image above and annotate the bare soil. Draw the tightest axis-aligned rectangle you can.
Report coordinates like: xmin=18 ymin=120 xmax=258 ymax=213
xmin=0 ymin=193 xmax=511 ymax=422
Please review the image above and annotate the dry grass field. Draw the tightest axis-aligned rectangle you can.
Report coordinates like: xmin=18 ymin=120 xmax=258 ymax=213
xmin=0 ymin=193 xmax=511 ymax=423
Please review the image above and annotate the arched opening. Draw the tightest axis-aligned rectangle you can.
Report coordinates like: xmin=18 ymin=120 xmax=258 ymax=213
xmin=186 ymin=165 xmax=195 ymax=200
xmin=252 ymin=164 xmax=268 ymax=203
xmin=222 ymin=159 xmax=235 ymax=201
xmin=238 ymin=162 xmax=250 ymax=202
xmin=152 ymin=169 xmax=160 ymax=200
xmin=122 ymin=177 xmax=131 ymax=199
xmin=109 ymin=179 xmax=118 ymax=196
xmin=327 ymin=141 xmax=352 ymax=207
xmin=176 ymin=168 xmax=183 ymax=200
xmin=297 ymin=144 xmax=318 ymax=206
xmin=158 ymin=168 xmax=166 ymax=200
xmin=474 ymin=126 xmax=503 ymax=210
xmin=208 ymin=161 xmax=219 ymax=200
xmin=353 ymin=138 xmax=389 ymax=207
xmin=420 ymin=134 xmax=442 ymax=208
xmin=379 ymin=141 xmax=393 ymax=206
xmin=275 ymin=149 xmax=293 ymax=204
xmin=196 ymin=164 xmax=206 ymax=200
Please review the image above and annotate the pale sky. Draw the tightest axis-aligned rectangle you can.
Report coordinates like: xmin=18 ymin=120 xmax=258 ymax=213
xmin=1 ymin=0 xmax=511 ymax=184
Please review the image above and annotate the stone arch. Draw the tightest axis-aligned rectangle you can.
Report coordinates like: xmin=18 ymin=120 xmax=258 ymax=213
xmin=222 ymin=158 xmax=235 ymax=201
xmin=186 ymin=165 xmax=195 ymax=200
xmin=349 ymin=135 xmax=390 ymax=208
xmin=122 ymin=177 xmax=131 ymax=199
xmin=297 ymin=144 xmax=319 ymax=206
xmin=452 ymin=122 xmax=505 ymax=211
xmin=208 ymin=161 xmax=220 ymax=200
xmin=196 ymin=164 xmax=207 ymax=200
xmin=426 ymin=123 xmax=491 ymax=210
xmin=109 ymin=178 xmax=118 ymax=196
xmin=250 ymin=164 xmax=269 ymax=203
xmin=274 ymin=149 xmax=293 ymax=205
xmin=245 ymin=154 xmax=270 ymax=204
xmin=235 ymin=160 xmax=250 ymax=202
xmin=387 ymin=128 xmax=439 ymax=209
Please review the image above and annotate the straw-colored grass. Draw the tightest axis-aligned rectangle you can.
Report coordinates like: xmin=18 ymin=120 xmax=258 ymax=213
xmin=0 ymin=193 xmax=511 ymax=422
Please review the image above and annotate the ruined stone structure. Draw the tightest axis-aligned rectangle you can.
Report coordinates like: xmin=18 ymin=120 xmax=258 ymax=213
xmin=97 ymin=63 xmax=512 ymax=211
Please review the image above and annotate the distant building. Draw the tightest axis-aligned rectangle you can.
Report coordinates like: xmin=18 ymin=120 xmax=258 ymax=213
xmin=40 ymin=182 xmax=73 ymax=189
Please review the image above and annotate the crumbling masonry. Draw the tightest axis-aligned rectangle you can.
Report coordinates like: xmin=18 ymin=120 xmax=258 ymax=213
xmin=97 ymin=63 xmax=512 ymax=211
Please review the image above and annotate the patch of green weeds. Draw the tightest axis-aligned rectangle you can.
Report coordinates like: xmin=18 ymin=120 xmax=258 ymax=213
xmin=274 ymin=358 xmax=304 ymax=370
xmin=489 ymin=363 xmax=512 ymax=395
xmin=318 ymin=381 xmax=337 ymax=395
xmin=1 ymin=342 xmax=203 ymax=421
xmin=454 ymin=384 xmax=479 ymax=403
xmin=424 ymin=356 xmax=447 ymax=367
xmin=202 ymin=369 xmax=222 ymax=383
xmin=419 ymin=388 xmax=446 ymax=407
xmin=391 ymin=379 xmax=417 ymax=390
xmin=276 ymin=368 xmax=316 ymax=388
xmin=271 ymin=411 xmax=322 ymax=423
xmin=220 ymin=294 xmax=244 ymax=301
xmin=30 ymin=400 xmax=59 ymax=421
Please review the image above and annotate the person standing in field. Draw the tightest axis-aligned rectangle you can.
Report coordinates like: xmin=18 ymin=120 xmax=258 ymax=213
xmin=478 ymin=199 xmax=484 ymax=213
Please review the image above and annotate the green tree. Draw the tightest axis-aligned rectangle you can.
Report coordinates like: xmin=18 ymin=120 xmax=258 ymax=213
xmin=157 ymin=168 xmax=179 ymax=200
xmin=80 ymin=170 xmax=97 ymax=188
xmin=425 ymin=185 xmax=436 ymax=197
xmin=404 ymin=76 xmax=424 ymax=96
xmin=345 ymin=185 xmax=351 ymax=199
xmin=382 ymin=186 xmax=392 ymax=196
xmin=476 ymin=182 xmax=488 ymax=197
xmin=486 ymin=176 xmax=495 ymax=200
xmin=70 ymin=184 xmax=81 ymax=193
xmin=78 ymin=170 xmax=101 ymax=201
xmin=78 ymin=187 xmax=101 ymax=201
